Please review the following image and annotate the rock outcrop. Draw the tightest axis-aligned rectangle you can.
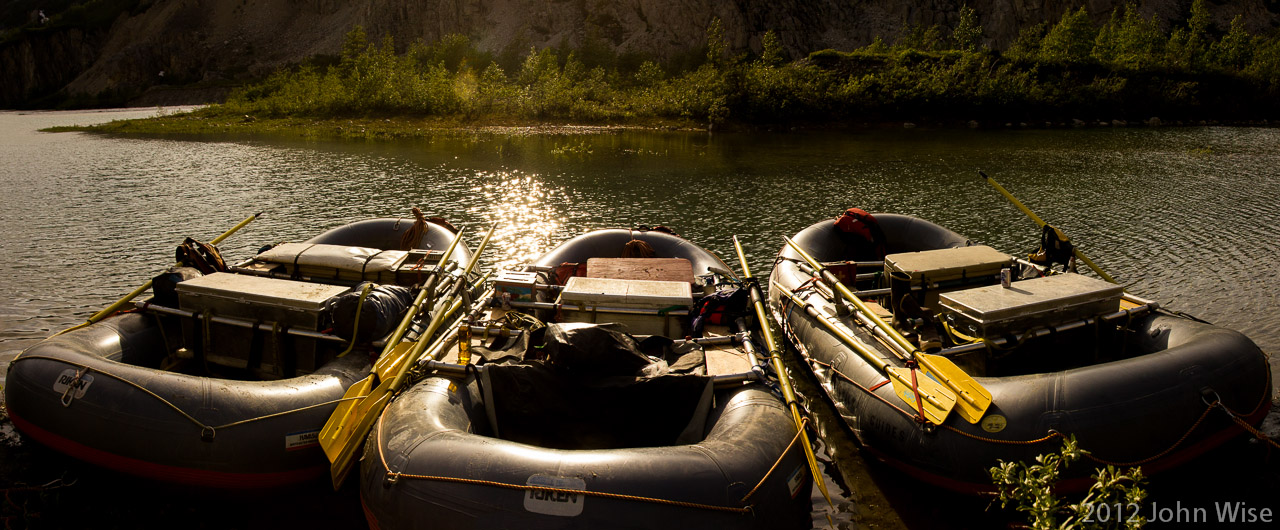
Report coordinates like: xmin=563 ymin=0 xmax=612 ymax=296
xmin=2 ymin=0 xmax=1278 ymax=108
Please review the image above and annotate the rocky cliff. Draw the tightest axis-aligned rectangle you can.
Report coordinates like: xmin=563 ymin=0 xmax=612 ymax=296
xmin=3 ymin=0 xmax=1278 ymax=108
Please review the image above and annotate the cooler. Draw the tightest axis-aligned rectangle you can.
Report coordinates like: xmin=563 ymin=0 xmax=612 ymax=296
xmin=884 ymin=245 xmax=1012 ymax=316
xmin=176 ymin=272 xmax=349 ymax=375
xmin=557 ymin=276 xmax=693 ymax=338
xmin=938 ymin=273 xmax=1124 ymax=340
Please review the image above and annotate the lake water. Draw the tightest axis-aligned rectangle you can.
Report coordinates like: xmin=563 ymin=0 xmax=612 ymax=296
xmin=1 ymin=109 xmax=1277 ymax=528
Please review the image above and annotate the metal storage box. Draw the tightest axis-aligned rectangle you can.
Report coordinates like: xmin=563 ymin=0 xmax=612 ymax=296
xmin=176 ymin=273 xmax=349 ymax=374
xmin=557 ymin=276 xmax=692 ymax=337
xmin=494 ymin=270 xmax=538 ymax=302
xmin=884 ymin=245 xmax=1012 ymax=313
xmin=394 ymin=249 xmax=445 ymax=285
xmin=939 ymin=273 xmax=1124 ymax=339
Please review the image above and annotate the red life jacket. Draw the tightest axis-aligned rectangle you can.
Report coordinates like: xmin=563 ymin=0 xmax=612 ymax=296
xmin=833 ymin=208 xmax=887 ymax=259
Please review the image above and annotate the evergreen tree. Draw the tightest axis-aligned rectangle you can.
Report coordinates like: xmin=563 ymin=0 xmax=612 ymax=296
xmin=1211 ymin=16 xmax=1253 ymax=70
xmin=1167 ymin=0 xmax=1212 ymax=71
xmin=1040 ymin=7 xmax=1097 ymax=64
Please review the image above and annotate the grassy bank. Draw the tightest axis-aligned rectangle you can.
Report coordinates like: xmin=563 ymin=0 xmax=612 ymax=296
xmin=71 ymin=1 xmax=1280 ymax=138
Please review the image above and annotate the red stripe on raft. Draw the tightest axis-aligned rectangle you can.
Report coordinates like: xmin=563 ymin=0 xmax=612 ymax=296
xmin=861 ymin=411 xmax=1269 ymax=496
xmin=7 ymin=409 xmax=325 ymax=489
xmin=361 ymin=494 xmax=382 ymax=530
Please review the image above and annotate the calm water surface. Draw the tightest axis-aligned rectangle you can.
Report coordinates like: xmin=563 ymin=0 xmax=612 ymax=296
xmin=1 ymin=109 xmax=1277 ymax=528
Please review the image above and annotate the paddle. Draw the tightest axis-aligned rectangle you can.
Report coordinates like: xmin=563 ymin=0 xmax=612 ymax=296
xmin=978 ymin=170 xmax=1117 ymax=284
xmin=731 ymin=236 xmax=832 ymax=506
xmin=774 ymin=284 xmax=956 ymax=425
xmin=783 ymin=236 xmax=991 ymax=424
xmin=320 ymin=225 xmax=468 ymax=459
xmin=53 ymin=212 xmax=263 ymax=337
xmin=322 ymin=222 xmax=497 ymax=489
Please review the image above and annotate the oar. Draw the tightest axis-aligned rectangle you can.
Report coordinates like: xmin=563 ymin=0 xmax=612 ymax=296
xmin=731 ymin=236 xmax=832 ymax=505
xmin=53 ymin=212 xmax=263 ymax=337
xmin=319 ymin=225 xmax=467 ymax=458
xmin=323 ymin=222 xmax=497 ymax=489
xmin=783 ymin=236 xmax=991 ymax=424
xmin=978 ymin=170 xmax=1117 ymax=284
xmin=775 ymin=284 xmax=956 ymax=425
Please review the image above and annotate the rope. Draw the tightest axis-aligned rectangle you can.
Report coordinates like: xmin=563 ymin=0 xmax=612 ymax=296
xmin=399 ymin=207 xmax=428 ymax=251
xmin=739 ymin=417 xmax=808 ymax=504
xmin=1084 ymin=405 xmax=1219 ymax=466
xmin=940 ymin=425 xmax=1064 ymax=446
xmin=1228 ymin=412 xmax=1280 ymax=451
xmin=336 ymin=283 xmax=373 ymax=358
xmin=373 ymin=411 xmax=783 ymax=515
xmin=9 ymin=354 xmax=362 ymax=437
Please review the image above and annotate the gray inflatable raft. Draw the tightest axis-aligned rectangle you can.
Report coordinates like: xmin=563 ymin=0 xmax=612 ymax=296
xmin=359 ymin=229 xmax=813 ymax=529
xmin=5 ymin=218 xmax=468 ymax=488
xmin=769 ymin=212 xmax=1272 ymax=493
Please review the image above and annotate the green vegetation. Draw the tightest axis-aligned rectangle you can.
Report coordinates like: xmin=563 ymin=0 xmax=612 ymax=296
xmin=990 ymin=435 xmax=1147 ymax=530
xmin=80 ymin=1 xmax=1280 ymax=135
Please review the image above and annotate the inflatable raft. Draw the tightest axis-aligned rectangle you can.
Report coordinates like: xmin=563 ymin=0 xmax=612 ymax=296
xmin=5 ymin=217 xmax=471 ymax=488
xmin=769 ymin=211 xmax=1273 ymax=493
xmin=359 ymin=228 xmax=813 ymax=529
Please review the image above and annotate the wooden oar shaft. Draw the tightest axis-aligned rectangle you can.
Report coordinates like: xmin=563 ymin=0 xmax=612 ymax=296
xmin=783 ymin=237 xmax=987 ymax=411
xmin=978 ymin=171 xmax=1047 ymax=228
xmin=732 ymin=237 xmax=780 ymax=354
xmin=387 ymin=223 xmax=496 ymax=391
xmin=783 ymin=237 xmax=915 ymax=354
xmin=54 ymin=212 xmax=263 ymax=337
xmin=732 ymin=236 xmax=832 ymax=505
xmin=775 ymin=286 xmax=953 ymax=412
xmin=775 ymin=286 xmax=889 ymax=372
xmin=375 ymin=226 xmax=467 ymax=360
xmin=979 ymin=171 xmax=1117 ymax=284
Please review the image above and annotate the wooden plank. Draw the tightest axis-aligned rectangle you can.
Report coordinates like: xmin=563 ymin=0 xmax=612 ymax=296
xmin=586 ymin=258 xmax=695 ymax=284
xmin=704 ymin=347 xmax=752 ymax=376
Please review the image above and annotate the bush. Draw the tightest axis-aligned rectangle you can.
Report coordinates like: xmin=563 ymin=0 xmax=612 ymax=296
xmin=990 ymin=435 xmax=1147 ymax=530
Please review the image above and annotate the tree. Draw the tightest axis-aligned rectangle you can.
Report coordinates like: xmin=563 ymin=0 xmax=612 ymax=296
xmin=1093 ymin=3 xmax=1164 ymax=70
xmin=1167 ymin=0 xmax=1212 ymax=71
xmin=706 ymin=17 xmax=727 ymax=67
xmin=1211 ymin=15 xmax=1253 ymax=70
xmin=952 ymin=4 xmax=983 ymax=52
xmin=761 ymin=30 xmax=785 ymax=66
xmin=1041 ymin=7 xmax=1097 ymax=64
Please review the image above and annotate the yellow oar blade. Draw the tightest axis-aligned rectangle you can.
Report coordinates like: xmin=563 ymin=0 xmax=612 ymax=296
xmin=886 ymin=367 xmax=956 ymax=425
xmin=374 ymin=342 xmax=416 ymax=382
xmin=917 ymin=353 xmax=991 ymax=424
xmin=783 ymin=233 xmax=995 ymax=423
xmin=319 ymin=375 xmax=374 ymax=460
xmin=328 ymin=386 xmax=391 ymax=489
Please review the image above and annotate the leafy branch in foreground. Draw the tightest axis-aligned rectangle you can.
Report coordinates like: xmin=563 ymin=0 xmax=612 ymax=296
xmin=990 ymin=434 xmax=1147 ymax=530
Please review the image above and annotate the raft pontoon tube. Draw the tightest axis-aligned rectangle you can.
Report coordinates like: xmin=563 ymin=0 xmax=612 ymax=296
xmin=769 ymin=213 xmax=1272 ymax=493
xmin=359 ymin=367 xmax=812 ymax=529
xmin=5 ymin=218 xmax=469 ymax=488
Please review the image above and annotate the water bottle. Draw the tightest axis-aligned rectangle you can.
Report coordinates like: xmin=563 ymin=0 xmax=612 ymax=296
xmin=457 ymin=321 xmax=472 ymax=365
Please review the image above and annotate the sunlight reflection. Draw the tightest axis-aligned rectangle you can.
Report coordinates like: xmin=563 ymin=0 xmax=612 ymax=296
xmin=470 ymin=171 xmax=564 ymax=270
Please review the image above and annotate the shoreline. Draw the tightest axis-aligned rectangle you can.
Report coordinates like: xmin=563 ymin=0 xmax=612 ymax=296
xmin=41 ymin=107 xmax=1278 ymax=142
